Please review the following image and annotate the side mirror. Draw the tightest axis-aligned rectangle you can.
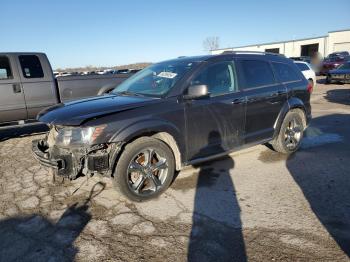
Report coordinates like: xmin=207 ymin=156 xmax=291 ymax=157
xmin=183 ymin=84 xmax=209 ymax=100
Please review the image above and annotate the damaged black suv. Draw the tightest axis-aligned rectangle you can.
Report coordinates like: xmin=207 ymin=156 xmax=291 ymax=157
xmin=32 ymin=52 xmax=312 ymax=201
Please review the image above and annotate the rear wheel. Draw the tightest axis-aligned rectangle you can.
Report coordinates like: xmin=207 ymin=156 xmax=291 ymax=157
xmin=112 ymin=137 xmax=175 ymax=201
xmin=270 ymin=110 xmax=305 ymax=154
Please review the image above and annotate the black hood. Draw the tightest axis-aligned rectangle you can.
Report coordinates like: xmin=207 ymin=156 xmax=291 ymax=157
xmin=38 ymin=94 xmax=158 ymax=126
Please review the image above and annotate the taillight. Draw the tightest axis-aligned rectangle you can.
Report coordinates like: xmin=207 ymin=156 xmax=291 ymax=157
xmin=307 ymin=83 xmax=313 ymax=93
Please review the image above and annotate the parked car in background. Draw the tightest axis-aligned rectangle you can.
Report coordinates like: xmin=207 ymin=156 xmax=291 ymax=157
xmin=32 ymin=52 xmax=312 ymax=201
xmin=326 ymin=61 xmax=350 ymax=84
xmin=290 ymin=56 xmax=311 ymax=64
xmin=328 ymin=51 xmax=349 ymax=58
xmin=0 ymin=52 xmax=131 ymax=128
xmin=319 ymin=56 xmax=350 ymax=75
xmin=294 ymin=61 xmax=316 ymax=88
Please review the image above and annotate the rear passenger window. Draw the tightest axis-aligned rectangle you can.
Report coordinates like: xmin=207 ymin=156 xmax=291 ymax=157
xmin=19 ymin=55 xmax=44 ymax=78
xmin=0 ymin=56 xmax=13 ymax=80
xmin=295 ymin=63 xmax=310 ymax=72
xmin=273 ymin=62 xmax=301 ymax=83
xmin=240 ymin=60 xmax=276 ymax=89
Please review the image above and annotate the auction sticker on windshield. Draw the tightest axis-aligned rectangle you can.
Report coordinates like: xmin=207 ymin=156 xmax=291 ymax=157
xmin=157 ymin=72 xmax=177 ymax=79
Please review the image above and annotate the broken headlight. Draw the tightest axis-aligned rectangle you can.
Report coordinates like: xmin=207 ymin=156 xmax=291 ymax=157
xmin=55 ymin=126 xmax=106 ymax=147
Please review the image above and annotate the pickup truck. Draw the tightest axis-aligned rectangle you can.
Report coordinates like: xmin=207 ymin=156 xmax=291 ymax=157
xmin=0 ymin=52 xmax=131 ymax=128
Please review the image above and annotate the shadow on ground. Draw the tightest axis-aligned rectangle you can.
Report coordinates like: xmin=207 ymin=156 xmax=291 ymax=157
xmin=325 ymin=88 xmax=350 ymax=106
xmin=286 ymin=113 xmax=350 ymax=258
xmin=0 ymin=182 xmax=105 ymax=262
xmin=0 ymin=124 xmax=48 ymax=142
xmin=188 ymin=131 xmax=247 ymax=261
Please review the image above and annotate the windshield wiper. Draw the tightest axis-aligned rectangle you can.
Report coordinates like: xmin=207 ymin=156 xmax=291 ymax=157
xmin=115 ymin=91 xmax=144 ymax=97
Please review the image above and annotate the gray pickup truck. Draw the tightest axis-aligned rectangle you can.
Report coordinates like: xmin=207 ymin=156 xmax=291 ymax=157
xmin=0 ymin=52 xmax=131 ymax=128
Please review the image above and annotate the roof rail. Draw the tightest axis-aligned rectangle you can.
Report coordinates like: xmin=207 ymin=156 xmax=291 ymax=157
xmin=221 ymin=50 xmax=285 ymax=57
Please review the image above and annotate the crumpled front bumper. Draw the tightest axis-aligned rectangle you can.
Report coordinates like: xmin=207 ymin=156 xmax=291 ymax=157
xmin=32 ymin=138 xmax=122 ymax=179
xmin=32 ymin=139 xmax=73 ymax=176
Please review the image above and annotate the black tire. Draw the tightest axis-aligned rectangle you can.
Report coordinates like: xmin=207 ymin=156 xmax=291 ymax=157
xmin=325 ymin=76 xmax=331 ymax=84
xmin=270 ymin=109 xmax=305 ymax=154
xmin=112 ymin=137 xmax=175 ymax=201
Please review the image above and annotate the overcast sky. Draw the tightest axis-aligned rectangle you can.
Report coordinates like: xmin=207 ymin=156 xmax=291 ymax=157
xmin=2 ymin=0 xmax=350 ymax=69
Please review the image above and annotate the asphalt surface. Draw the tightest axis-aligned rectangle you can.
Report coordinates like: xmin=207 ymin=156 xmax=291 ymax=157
xmin=0 ymin=78 xmax=349 ymax=261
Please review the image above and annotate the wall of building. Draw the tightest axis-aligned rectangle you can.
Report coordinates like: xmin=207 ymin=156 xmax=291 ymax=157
xmin=212 ymin=29 xmax=350 ymax=58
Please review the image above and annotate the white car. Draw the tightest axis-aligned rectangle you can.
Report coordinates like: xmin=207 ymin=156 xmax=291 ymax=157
xmin=294 ymin=61 xmax=316 ymax=88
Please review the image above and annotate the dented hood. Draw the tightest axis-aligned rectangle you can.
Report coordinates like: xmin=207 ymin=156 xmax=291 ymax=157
xmin=38 ymin=94 xmax=158 ymax=126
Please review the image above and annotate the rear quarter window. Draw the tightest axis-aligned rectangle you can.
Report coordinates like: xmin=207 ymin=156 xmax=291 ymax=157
xmin=295 ymin=63 xmax=310 ymax=72
xmin=272 ymin=62 xmax=301 ymax=83
xmin=19 ymin=55 xmax=44 ymax=78
xmin=240 ymin=60 xmax=276 ymax=89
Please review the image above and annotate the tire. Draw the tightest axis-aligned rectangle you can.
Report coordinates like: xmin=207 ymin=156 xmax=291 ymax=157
xmin=325 ymin=76 xmax=331 ymax=84
xmin=112 ymin=137 xmax=175 ymax=201
xmin=270 ymin=109 xmax=305 ymax=154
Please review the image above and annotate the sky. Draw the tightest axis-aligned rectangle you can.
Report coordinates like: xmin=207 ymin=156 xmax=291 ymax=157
xmin=2 ymin=0 xmax=350 ymax=69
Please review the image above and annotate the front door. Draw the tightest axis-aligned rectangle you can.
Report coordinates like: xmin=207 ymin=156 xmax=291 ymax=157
xmin=184 ymin=60 xmax=246 ymax=161
xmin=0 ymin=55 xmax=27 ymax=123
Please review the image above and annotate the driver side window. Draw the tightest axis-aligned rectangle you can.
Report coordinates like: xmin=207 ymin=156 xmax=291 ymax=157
xmin=192 ymin=61 xmax=237 ymax=96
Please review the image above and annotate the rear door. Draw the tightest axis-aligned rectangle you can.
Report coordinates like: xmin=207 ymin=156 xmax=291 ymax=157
xmin=237 ymin=58 xmax=287 ymax=143
xmin=184 ymin=60 xmax=246 ymax=161
xmin=17 ymin=54 xmax=58 ymax=119
xmin=0 ymin=54 xmax=27 ymax=123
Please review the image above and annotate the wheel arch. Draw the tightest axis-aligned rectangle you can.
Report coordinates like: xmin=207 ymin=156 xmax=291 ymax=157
xmin=109 ymin=120 xmax=184 ymax=171
xmin=273 ymin=98 xmax=307 ymax=139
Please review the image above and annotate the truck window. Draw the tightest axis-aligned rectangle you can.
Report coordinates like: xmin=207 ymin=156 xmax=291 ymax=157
xmin=272 ymin=62 xmax=301 ymax=83
xmin=19 ymin=55 xmax=44 ymax=78
xmin=0 ymin=56 xmax=13 ymax=80
xmin=240 ymin=60 xmax=276 ymax=89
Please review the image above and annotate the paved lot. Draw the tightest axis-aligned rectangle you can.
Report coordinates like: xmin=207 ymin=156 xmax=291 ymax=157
xmin=0 ymin=78 xmax=350 ymax=261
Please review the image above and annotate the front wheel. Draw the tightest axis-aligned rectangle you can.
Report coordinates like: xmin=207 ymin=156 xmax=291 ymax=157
xmin=270 ymin=110 xmax=305 ymax=154
xmin=112 ymin=137 xmax=175 ymax=201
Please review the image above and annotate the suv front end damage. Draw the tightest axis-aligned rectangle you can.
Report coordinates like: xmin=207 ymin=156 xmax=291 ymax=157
xmin=32 ymin=126 xmax=122 ymax=179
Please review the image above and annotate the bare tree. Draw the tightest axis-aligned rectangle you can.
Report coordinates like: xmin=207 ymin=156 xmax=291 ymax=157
xmin=203 ymin=36 xmax=220 ymax=53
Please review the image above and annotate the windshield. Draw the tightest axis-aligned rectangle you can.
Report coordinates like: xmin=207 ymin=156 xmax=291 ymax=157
xmin=112 ymin=60 xmax=197 ymax=97
xmin=337 ymin=62 xmax=350 ymax=70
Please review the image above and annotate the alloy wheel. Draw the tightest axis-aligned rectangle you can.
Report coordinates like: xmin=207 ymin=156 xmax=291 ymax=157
xmin=127 ymin=148 xmax=169 ymax=196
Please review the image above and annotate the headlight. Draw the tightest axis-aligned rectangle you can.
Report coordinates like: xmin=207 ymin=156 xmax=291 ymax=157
xmin=55 ymin=126 xmax=106 ymax=147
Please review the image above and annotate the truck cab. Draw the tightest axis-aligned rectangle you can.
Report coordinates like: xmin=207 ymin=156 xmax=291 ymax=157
xmin=0 ymin=53 xmax=58 ymax=126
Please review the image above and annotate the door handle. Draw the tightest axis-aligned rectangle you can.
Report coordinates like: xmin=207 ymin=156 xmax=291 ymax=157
xmin=231 ymin=98 xmax=245 ymax=105
xmin=12 ymin=83 xmax=22 ymax=93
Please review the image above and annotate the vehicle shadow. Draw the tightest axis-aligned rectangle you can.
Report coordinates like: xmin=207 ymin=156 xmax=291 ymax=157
xmin=0 ymin=124 xmax=48 ymax=142
xmin=325 ymin=88 xmax=350 ymax=106
xmin=286 ymin=113 xmax=350 ymax=258
xmin=0 ymin=182 xmax=105 ymax=262
xmin=188 ymin=131 xmax=247 ymax=261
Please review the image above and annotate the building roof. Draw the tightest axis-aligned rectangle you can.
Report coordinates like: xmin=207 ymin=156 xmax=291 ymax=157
xmin=213 ymin=29 xmax=350 ymax=52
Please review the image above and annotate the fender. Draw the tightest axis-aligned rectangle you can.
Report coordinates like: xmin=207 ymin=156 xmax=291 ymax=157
xmin=109 ymin=118 xmax=185 ymax=161
xmin=272 ymin=97 xmax=307 ymax=139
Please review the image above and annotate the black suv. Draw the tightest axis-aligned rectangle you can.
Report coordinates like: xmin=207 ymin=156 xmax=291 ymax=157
xmin=32 ymin=52 xmax=312 ymax=201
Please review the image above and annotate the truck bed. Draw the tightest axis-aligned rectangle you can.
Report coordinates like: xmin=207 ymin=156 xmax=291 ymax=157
xmin=56 ymin=73 xmax=130 ymax=102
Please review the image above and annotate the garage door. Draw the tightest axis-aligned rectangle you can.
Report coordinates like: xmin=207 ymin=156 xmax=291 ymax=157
xmin=334 ymin=42 xmax=350 ymax=52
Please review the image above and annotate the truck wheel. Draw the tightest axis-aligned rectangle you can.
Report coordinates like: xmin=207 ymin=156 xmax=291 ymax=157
xmin=270 ymin=109 xmax=305 ymax=154
xmin=112 ymin=137 xmax=175 ymax=201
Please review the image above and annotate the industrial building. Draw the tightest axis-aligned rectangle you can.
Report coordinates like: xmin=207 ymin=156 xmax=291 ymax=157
xmin=212 ymin=29 xmax=350 ymax=58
